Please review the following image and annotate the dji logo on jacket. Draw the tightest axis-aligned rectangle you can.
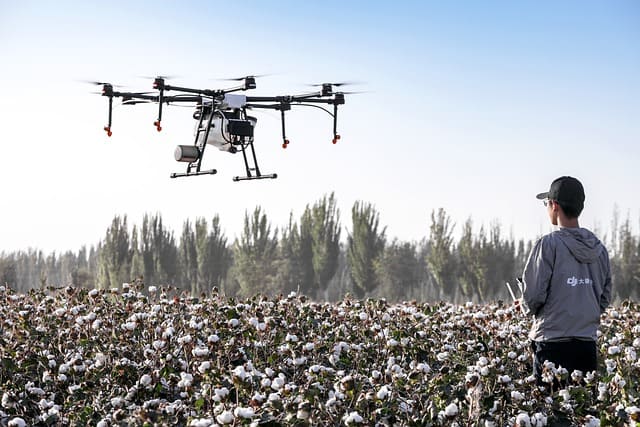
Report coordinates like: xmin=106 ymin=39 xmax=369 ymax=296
xmin=567 ymin=276 xmax=593 ymax=287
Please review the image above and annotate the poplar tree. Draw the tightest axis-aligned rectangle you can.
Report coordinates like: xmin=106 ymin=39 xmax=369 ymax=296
xmin=425 ymin=208 xmax=456 ymax=301
xmin=302 ymin=193 xmax=341 ymax=295
xmin=347 ymin=201 xmax=386 ymax=298
xmin=233 ymin=207 xmax=279 ymax=297
xmin=179 ymin=219 xmax=198 ymax=292
xmin=97 ymin=215 xmax=131 ymax=289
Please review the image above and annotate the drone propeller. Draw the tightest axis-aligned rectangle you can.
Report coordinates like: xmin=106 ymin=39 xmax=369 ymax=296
xmin=81 ymin=80 xmax=125 ymax=88
xmin=307 ymin=81 xmax=363 ymax=88
xmin=138 ymin=75 xmax=180 ymax=80
xmin=216 ymin=74 xmax=271 ymax=82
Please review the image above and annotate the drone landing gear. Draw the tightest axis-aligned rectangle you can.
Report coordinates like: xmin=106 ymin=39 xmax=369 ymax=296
xmin=170 ymin=169 xmax=217 ymax=179
xmin=233 ymin=140 xmax=277 ymax=182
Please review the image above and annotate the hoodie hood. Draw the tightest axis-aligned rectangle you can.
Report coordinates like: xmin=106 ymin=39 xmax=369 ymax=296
xmin=555 ymin=227 xmax=603 ymax=263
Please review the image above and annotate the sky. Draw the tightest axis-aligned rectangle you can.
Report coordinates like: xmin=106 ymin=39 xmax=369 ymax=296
xmin=0 ymin=1 xmax=639 ymax=254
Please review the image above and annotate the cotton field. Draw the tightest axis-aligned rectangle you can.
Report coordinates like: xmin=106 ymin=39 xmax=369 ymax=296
xmin=1 ymin=283 xmax=639 ymax=426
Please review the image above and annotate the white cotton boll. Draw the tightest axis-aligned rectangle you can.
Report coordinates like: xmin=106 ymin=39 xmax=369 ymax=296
xmin=140 ymin=374 xmax=152 ymax=387
xmin=515 ymin=413 xmax=531 ymax=427
xmin=477 ymin=357 xmax=489 ymax=367
xmin=198 ymin=361 xmax=211 ymax=374
xmin=189 ymin=418 xmax=213 ymax=427
xmin=293 ymin=356 xmax=307 ymax=366
xmin=178 ymin=334 xmax=192 ymax=345
xmin=416 ymin=362 xmax=431 ymax=373
xmin=605 ymin=359 xmax=617 ymax=374
xmin=192 ymin=347 xmax=209 ymax=357
xmin=121 ymin=322 xmax=136 ymax=331
xmin=214 ymin=387 xmax=229 ymax=400
xmin=228 ymin=318 xmax=240 ymax=327
xmin=387 ymin=338 xmax=399 ymax=348
xmin=436 ymin=351 xmax=449 ymax=362
xmin=271 ymin=376 xmax=285 ymax=390
xmin=233 ymin=365 xmax=249 ymax=381
xmin=584 ymin=415 xmax=600 ymax=427
xmin=285 ymin=333 xmax=298 ymax=342
xmin=216 ymin=411 xmax=234 ymax=425
xmin=343 ymin=411 xmax=364 ymax=424
xmin=633 ymin=338 xmax=640 ymax=348
xmin=531 ymin=412 xmax=547 ymax=426
xmin=304 ymin=342 xmax=315 ymax=351
xmin=54 ymin=308 xmax=66 ymax=317
xmin=480 ymin=366 xmax=490 ymax=376
xmin=111 ymin=397 xmax=125 ymax=408
xmin=148 ymin=286 xmax=157 ymax=293
xmin=508 ymin=351 xmax=517 ymax=359
xmin=485 ymin=421 xmax=496 ymax=427
xmin=376 ymin=385 xmax=391 ymax=400
xmin=358 ymin=312 xmax=368 ymax=321
xmin=177 ymin=372 xmax=193 ymax=387
xmin=261 ymin=378 xmax=272 ymax=388
xmin=444 ymin=403 xmax=458 ymax=417
xmin=382 ymin=313 xmax=391 ymax=322
xmin=153 ymin=340 xmax=166 ymax=351
xmin=608 ymin=346 xmax=621 ymax=355
xmin=625 ymin=347 xmax=637 ymax=362
xmin=268 ymin=392 xmax=281 ymax=402
xmin=498 ymin=375 xmax=511 ymax=383
xmin=265 ymin=367 xmax=275 ymax=377
xmin=558 ymin=389 xmax=570 ymax=402
xmin=208 ymin=334 xmax=219 ymax=343
xmin=511 ymin=391 xmax=525 ymax=401
xmin=233 ymin=407 xmax=255 ymax=419
xmin=8 ymin=418 xmax=26 ymax=427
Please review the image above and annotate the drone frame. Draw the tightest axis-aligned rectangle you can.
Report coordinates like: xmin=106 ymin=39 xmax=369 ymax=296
xmin=97 ymin=76 xmax=346 ymax=181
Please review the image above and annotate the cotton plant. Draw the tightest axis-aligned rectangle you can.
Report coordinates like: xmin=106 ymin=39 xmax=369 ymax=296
xmin=1 ymin=286 xmax=639 ymax=425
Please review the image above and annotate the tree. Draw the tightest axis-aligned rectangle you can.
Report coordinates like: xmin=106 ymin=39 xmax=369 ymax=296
xmin=97 ymin=215 xmax=131 ymax=289
xmin=0 ymin=257 xmax=17 ymax=288
xmin=275 ymin=213 xmax=305 ymax=295
xmin=425 ymin=208 xmax=456 ymax=301
xmin=302 ymin=193 xmax=341 ymax=296
xmin=206 ymin=215 xmax=232 ymax=293
xmin=457 ymin=218 xmax=483 ymax=302
xmin=140 ymin=213 xmax=179 ymax=286
xmin=347 ymin=201 xmax=386 ymax=298
xmin=232 ymin=207 xmax=279 ymax=297
xmin=376 ymin=239 xmax=420 ymax=301
xmin=130 ymin=225 xmax=145 ymax=283
xmin=611 ymin=214 xmax=639 ymax=300
xmin=179 ymin=219 xmax=198 ymax=292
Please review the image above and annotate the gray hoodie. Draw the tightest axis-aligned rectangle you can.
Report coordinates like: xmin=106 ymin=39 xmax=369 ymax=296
xmin=522 ymin=227 xmax=612 ymax=342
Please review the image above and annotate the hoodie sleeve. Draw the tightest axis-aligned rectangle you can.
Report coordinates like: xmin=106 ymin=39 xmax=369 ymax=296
xmin=522 ymin=236 xmax=555 ymax=316
xmin=599 ymin=247 xmax=612 ymax=313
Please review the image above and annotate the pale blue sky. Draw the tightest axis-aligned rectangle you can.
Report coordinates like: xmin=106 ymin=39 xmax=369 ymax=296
xmin=1 ymin=1 xmax=638 ymax=253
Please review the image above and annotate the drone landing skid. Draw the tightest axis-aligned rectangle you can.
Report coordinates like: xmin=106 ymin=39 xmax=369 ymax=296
xmin=170 ymin=169 xmax=217 ymax=179
xmin=233 ymin=173 xmax=277 ymax=182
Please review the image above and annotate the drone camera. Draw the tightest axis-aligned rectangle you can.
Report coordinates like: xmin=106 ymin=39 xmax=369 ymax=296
xmin=227 ymin=119 xmax=254 ymax=138
xmin=174 ymin=145 xmax=200 ymax=163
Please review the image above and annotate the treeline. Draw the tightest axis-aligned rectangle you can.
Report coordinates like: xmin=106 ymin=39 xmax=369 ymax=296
xmin=1 ymin=194 xmax=639 ymax=302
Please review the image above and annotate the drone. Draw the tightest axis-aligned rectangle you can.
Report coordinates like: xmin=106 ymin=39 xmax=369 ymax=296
xmin=92 ymin=76 xmax=350 ymax=181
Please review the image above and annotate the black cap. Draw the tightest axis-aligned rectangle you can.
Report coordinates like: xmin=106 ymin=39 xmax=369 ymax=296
xmin=536 ymin=176 xmax=585 ymax=209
